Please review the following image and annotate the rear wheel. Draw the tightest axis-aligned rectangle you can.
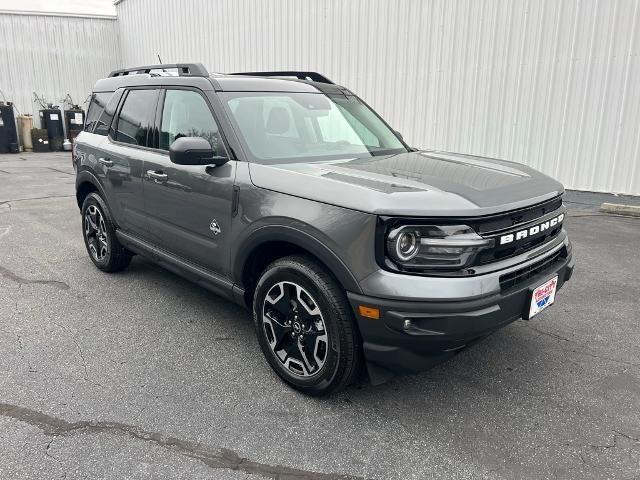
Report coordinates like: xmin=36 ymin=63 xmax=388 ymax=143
xmin=81 ymin=192 xmax=132 ymax=272
xmin=252 ymin=255 xmax=362 ymax=396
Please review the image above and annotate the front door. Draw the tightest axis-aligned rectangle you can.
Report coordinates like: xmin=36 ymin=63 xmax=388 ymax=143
xmin=142 ymin=88 xmax=236 ymax=275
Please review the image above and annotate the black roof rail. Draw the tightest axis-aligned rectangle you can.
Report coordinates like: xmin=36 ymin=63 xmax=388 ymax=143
xmin=108 ymin=63 xmax=209 ymax=78
xmin=230 ymin=71 xmax=334 ymax=84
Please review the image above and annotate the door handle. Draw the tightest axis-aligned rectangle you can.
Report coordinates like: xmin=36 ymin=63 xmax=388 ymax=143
xmin=147 ymin=170 xmax=168 ymax=183
xmin=98 ymin=157 xmax=113 ymax=167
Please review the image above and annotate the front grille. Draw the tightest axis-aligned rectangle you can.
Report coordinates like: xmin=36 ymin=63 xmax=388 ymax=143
xmin=471 ymin=196 xmax=563 ymax=235
xmin=499 ymin=247 xmax=566 ymax=290
xmin=476 ymin=221 xmax=563 ymax=266
xmin=472 ymin=197 xmax=566 ymax=266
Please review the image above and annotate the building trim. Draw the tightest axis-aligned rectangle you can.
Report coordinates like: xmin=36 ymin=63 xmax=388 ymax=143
xmin=0 ymin=9 xmax=117 ymax=20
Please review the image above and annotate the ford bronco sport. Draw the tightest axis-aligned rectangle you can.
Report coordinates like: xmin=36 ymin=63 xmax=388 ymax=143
xmin=73 ymin=63 xmax=574 ymax=395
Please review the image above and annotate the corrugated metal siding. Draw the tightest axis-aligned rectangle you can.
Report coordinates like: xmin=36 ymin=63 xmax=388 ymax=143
xmin=0 ymin=12 xmax=120 ymax=126
xmin=115 ymin=0 xmax=640 ymax=195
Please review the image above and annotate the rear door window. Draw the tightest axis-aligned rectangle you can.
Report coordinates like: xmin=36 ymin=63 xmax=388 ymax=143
xmin=114 ymin=89 xmax=158 ymax=146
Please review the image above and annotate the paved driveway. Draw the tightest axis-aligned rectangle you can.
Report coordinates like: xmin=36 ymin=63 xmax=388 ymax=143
xmin=1 ymin=153 xmax=639 ymax=479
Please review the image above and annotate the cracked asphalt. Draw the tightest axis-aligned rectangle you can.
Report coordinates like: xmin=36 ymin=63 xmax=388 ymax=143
xmin=1 ymin=152 xmax=639 ymax=479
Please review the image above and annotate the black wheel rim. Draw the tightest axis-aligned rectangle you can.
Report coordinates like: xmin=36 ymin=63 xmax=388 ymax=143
xmin=262 ymin=281 xmax=329 ymax=377
xmin=84 ymin=204 xmax=109 ymax=261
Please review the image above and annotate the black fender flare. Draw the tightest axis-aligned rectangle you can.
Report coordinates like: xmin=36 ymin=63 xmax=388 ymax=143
xmin=75 ymin=170 xmax=120 ymax=227
xmin=75 ymin=170 xmax=106 ymax=207
xmin=232 ymin=224 xmax=363 ymax=295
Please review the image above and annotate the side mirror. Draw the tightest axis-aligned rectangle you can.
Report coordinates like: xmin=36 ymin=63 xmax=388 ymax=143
xmin=169 ymin=137 xmax=228 ymax=166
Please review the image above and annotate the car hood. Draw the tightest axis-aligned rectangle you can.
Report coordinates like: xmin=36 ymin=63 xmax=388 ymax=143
xmin=248 ymin=150 xmax=564 ymax=216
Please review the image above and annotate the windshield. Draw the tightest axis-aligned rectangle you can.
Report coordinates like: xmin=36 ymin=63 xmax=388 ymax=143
xmin=221 ymin=92 xmax=408 ymax=163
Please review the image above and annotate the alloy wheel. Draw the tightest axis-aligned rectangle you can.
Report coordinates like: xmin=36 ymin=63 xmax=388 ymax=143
xmin=84 ymin=204 xmax=109 ymax=261
xmin=262 ymin=281 xmax=329 ymax=377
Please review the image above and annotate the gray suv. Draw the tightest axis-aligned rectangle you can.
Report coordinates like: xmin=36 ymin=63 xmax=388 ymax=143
xmin=73 ymin=63 xmax=574 ymax=396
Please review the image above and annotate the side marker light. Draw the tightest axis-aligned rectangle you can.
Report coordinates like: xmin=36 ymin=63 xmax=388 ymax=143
xmin=358 ymin=305 xmax=380 ymax=320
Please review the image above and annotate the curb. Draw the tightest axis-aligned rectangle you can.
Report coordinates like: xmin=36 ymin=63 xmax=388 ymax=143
xmin=600 ymin=203 xmax=640 ymax=217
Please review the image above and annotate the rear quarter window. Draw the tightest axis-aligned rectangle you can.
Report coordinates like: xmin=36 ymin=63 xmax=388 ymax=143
xmin=84 ymin=92 xmax=112 ymax=132
xmin=94 ymin=90 xmax=124 ymax=136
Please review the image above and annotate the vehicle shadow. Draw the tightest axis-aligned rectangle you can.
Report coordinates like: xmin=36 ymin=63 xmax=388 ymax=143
xmin=93 ymin=256 xmax=630 ymax=479
xmin=123 ymin=254 xmax=555 ymax=402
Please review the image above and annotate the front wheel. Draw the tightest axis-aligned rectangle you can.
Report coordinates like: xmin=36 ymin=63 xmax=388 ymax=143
xmin=252 ymin=255 xmax=362 ymax=396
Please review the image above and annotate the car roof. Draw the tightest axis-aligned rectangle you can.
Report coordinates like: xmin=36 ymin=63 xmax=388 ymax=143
xmin=93 ymin=73 xmax=215 ymax=93
xmin=93 ymin=70 xmax=352 ymax=96
xmin=213 ymin=74 xmax=352 ymax=95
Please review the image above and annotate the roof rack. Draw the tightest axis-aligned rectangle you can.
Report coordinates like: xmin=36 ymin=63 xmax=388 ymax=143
xmin=230 ymin=71 xmax=334 ymax=84
xmin=108 ymin=63 xmax=209 ymax=78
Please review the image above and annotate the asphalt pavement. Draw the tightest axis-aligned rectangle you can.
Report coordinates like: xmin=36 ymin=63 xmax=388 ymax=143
xmin=1 ymin=152 xmax=639 ymax=479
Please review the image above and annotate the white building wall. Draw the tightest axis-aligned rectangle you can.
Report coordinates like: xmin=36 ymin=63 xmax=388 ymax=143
xmin=116 ymin=0 xmax=640 ymax=195
xmin=0 ymin=11 xmax=120 ymax=125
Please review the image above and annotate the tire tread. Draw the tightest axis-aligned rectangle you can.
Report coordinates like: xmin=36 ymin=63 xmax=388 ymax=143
xmin=254 ymin=254 xmax=362 ymax=396
xmin=82 ymin=193 xmax=132 ymax=273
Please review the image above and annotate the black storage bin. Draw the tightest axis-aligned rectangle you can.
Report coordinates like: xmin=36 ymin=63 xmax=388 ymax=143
xmin=39 ymin=109 xmax=64 ymax=151
xmin=0 ymin=103 xmax=19 ymax=154
xmin=64 ymin=109 xmax=85 ymax=142
xmin=31 ymin=128 xmax=50 ymax=152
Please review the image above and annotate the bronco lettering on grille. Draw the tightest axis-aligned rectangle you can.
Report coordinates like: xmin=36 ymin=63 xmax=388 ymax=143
xmin=499 ymin=213 xmax=564 ymax=245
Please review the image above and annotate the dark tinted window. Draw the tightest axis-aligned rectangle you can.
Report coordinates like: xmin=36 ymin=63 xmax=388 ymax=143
xmin=160 ymin=89 xmax=226 ymax=156
xmin=115 ymin=89 xmax=157 ymax=146
xmin=94 ymin=89 xmax=124 ymax=136
xmin=84 ymin=92 xmax=111 ymax=132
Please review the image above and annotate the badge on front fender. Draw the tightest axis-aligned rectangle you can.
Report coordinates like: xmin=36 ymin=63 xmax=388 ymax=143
xmin=209 ymin=219 xmax=221 ymax=235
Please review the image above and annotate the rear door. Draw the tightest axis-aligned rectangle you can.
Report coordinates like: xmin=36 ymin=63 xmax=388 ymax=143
xmin=99 ymin=88 xmax=159 ymax=237
xmin=141 ymin=87 xmax=236 ymax=275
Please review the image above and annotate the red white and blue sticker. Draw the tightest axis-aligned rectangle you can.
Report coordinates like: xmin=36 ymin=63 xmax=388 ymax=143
xmin=529 ymin=276 xmax=558 ymax=319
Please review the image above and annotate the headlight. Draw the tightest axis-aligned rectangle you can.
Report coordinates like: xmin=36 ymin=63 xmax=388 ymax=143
xmin=385 ymin=224 xmax=494 ymax=272
xmin=394 ymin=230 xmax=420 ymax=261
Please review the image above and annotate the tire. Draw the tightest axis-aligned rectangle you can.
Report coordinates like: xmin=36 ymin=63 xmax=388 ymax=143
xmin=81 ymin=192 xmax=132 ymax=273
xmin=252 ymin=255 xmax=362 ymax=396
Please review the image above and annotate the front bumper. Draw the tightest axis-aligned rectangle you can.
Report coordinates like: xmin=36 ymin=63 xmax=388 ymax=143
xmin=348 ymin=249 xmax=574 ymax=384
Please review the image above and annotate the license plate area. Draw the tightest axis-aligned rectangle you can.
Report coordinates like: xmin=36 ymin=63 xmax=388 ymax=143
xmin=525 ymin=275 xmax=558 ymax=319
